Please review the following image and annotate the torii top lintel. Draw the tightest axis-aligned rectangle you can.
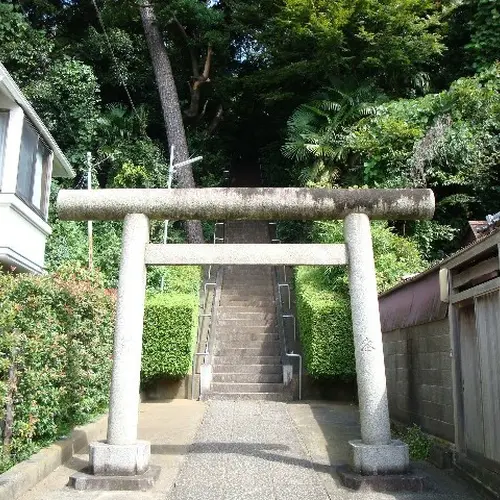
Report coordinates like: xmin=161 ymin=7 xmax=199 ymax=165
xmin=57 ymin=187 xmax=435 ymax=221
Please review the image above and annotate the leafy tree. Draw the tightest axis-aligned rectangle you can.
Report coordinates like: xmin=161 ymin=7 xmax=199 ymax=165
xmin=346 ymin=64 xmax=500 ymax=258
xmin=0 ymin=3 xmax=52 ymax=85
xmin=282 ymin=85 xmax=384 ymax=185
xmin=467 ymin=0 xmax=500 ymax=69
xmin=23 ymin=58 xmax=101 ymax=171
xmin=139 ymin=1 xmax=204 ymax=243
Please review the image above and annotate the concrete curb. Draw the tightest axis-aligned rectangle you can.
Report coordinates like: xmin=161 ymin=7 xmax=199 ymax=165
xmin=0 ymin=413 xmax=108 ymax=500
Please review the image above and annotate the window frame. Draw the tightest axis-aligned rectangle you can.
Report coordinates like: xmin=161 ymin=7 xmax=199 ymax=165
xmin=0 ymin=109 xmax=9 ymax=192
xmin=16 ymin=119 xmax=52 ymax=220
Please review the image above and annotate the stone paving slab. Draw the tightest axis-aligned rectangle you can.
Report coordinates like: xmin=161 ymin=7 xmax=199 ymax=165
xmin=167 ymin=400 xmax=330 ymax=500
xmin=16 ymin=401 xmax=206 ymax=500
xmin=168 ymin=400 xmax=486 ymax=500
xmin=13 ymin=399 xmax=486 ymax=500
xmin=288 ymin=402 xmax=486 ymax=500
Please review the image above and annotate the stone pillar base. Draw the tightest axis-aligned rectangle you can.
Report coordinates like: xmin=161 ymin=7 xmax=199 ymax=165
xmin=89 ymin=440 xmax=151 ymax=476
xmin=337 ymin=465 xmax=427 ymax=492
xmin=70 ymin=465 xmax=160 ymax=491
xmin=350 ymin=439 xmax=409 ymax=475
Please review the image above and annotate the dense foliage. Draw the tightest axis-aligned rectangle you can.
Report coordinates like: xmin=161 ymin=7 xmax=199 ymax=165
xmin=142 ymin=294 xmax=199 ymax=381
xmin=1 ymin=0 xmax=497 ymax=270
xmin=142 ymin=266 xmax=201 ymax=382
xmin=0 ymin=265 xmax=115 ymax=472
xmin=285 ymin=65 xmax=500 ymax=259
xmin=295 ymin=221 xmax=425 ymax=379
xmin=295 ymin=267 xmax=354 ymax=379
xmin=348 ymin=64 xmax=500 ymax=259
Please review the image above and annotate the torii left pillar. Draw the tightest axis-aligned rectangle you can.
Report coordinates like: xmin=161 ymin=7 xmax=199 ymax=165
xmin=90 ymin=214 xmax=151 ymax=476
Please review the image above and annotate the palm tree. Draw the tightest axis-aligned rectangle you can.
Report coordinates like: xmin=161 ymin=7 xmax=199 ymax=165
xmin=282 ymin=85 xmax=384 ymax=185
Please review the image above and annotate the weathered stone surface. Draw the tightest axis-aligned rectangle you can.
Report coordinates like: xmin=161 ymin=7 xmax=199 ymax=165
xmin=337 ymin=464 xmax=427 ymax=492
xmin=70 ymin=465 xmax=160 ymax=491
xmin=344 ymin=213 xmax=392 ymax=447
xmin=145 ymin=243 xmax=347 ymax=266
xmin=57 ymin=187 xmax=435 ymax=221
xmin=107 ymin=214 xmax=149 ymax=446
xmin=349 ymin=439 xmax=409 ymax=475
xmin=89 ymin=441 xmax=151 ymax=476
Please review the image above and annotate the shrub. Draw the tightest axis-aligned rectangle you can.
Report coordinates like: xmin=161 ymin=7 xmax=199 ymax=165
xmin=0 ymin=264 xmax=115 ymax=471
xmin=395 ymin=424 xmax=431 ymax=460
xmin=295 ymin=220 xmax=426 ymax=379
xmin=142 ymin=266 xmax=201 ymax=382
xmin=146 ymin=265 xmax=201 ymax=292
xmin=142 ymin=294 xmax=199 ymax=381
xmin=295 ymin=267 xmax=355 ymax=379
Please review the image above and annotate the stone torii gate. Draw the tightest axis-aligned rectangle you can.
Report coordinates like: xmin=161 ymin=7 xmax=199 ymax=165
xmin=57 ymin=187 xmax=434 ymax=490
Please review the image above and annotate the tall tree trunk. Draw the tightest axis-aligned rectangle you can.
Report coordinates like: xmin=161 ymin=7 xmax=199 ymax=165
xmin=139 ymin=1 xmax=203 ymax=243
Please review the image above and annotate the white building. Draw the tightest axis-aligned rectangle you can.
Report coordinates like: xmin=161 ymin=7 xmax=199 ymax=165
xmin=0 ymin=62 xmax=74 ymax=274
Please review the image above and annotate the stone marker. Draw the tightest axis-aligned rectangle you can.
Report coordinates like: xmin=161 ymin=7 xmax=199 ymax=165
xmin=57 ymin=187 xmax=435 ymax=491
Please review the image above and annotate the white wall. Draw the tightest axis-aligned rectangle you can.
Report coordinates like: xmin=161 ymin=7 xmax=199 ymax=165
xmin=0 ymin=194 xmax=51 ymax=273
xmin=0 ymin=105 xmax=23 ymax=192
xmin=0 ymin=95 xmax=54 ymax=273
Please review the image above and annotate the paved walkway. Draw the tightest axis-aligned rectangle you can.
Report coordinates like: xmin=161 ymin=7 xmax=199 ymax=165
xmin=17 ymin=400 xmax=485 ymax=500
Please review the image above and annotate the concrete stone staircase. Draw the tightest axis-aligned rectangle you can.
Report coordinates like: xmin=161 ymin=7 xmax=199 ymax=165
xmin=210 ymin=221 xmax=290 ymax=401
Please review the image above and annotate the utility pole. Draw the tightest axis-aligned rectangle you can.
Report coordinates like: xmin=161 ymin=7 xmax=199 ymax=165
xmin=163 ymin=146 xmax=175 ymax=247
xmin=160 ymin=147 xmax=203 ymax=292
xmin=87 ymin=152 xmax=93 ymax=271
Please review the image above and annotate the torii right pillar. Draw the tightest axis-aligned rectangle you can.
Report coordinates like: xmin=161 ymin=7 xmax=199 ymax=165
xmin=343 ymin=213 xmax=409 ymax=477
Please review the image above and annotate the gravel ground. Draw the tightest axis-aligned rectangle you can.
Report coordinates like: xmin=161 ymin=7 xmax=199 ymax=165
xmin=166 ymin=400 xmax=486 ymax=500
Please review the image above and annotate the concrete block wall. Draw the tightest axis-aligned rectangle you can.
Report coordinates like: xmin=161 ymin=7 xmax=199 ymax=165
xmin=382 ymin=318 xmax=454 ymax=442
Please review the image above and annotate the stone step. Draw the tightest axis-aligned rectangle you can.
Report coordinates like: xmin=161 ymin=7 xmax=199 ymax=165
xmin=219 ymin=305 xmax=276 ymax=314
xmin=223 ymin=273 xmax=272 ymax=285
xmin=217 ymin=319 xmax=276 ymax=329
xmin=223 ymin=284 xmax=273 ymax=291
xmin=213 ymin=355 xmax=281 ymax=365
xmin=218 ymin=340 xmax=280 ymax=349
xmin=220 ymin=298 xmax=273 ymax=305
xmin=215 ymin=346 xmax=281 ymax=357
xmin=208 ymin=392 xmax=291 ymax=401
xmin=220 ymin=289 xmax=274 ymax=298
xmin=222 ymin=291 xmax=274 ymax=299
xmin=218 ymin=311 xmax=276 ymax=321
xmin=223 ymin=280 xmax=272 ymax=286
xmin=224 ymin=266 xmax=273 ymax=273
xmin=211 ymin=382 xmax=284 ymax=393
xmin=218 ymin=300 xmax=272 ymax=307
xmin=213 ymin=364 xmax=282 ymax=374
xmin=212 ymin=373 xmax=283 ymax=383
xmin=217 ymin=333 xmax=279 ymax=342
xmin=216 ymin=326 xmax=277 ymax=336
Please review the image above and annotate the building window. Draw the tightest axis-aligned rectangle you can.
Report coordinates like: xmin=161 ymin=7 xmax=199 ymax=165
xmin=0 ymin=110 xmax=8 ymax=190
xmin=16 ymin=120 xmax=51 ymax=218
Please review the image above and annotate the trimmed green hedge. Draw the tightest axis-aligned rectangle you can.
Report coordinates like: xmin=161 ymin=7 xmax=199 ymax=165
xmin=295 ymin=220 xmax=426 ymax=379
xmin=295 ymin=267 xmax=355 ymax=379
xmin=142 ymin=294 xmax=199 ymax=380
xmin=141 ymin=266 xmax=201 ymax=382
xmin=0 ymin=264 xmax=115 ymax=472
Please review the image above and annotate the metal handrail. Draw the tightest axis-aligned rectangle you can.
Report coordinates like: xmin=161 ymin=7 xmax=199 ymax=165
xmin=273 ymin=264 xmax=302 ymax=401
xmin=286 ymin=352 xmax=302 ymax=400
xmin=278 ymin=283 xmax=291 ymax=311
xmin=191 ymin=223 xmax=225 ymax=399
xmin=191 ymin=285 xmax=215 ymax=398
xmin=283 ymin=314 xmax=296 ymax=341
xmin=268 ymin=223 xmax=287 ymax=283
xmin=191 ymin=351 xmax=208 ymax=399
